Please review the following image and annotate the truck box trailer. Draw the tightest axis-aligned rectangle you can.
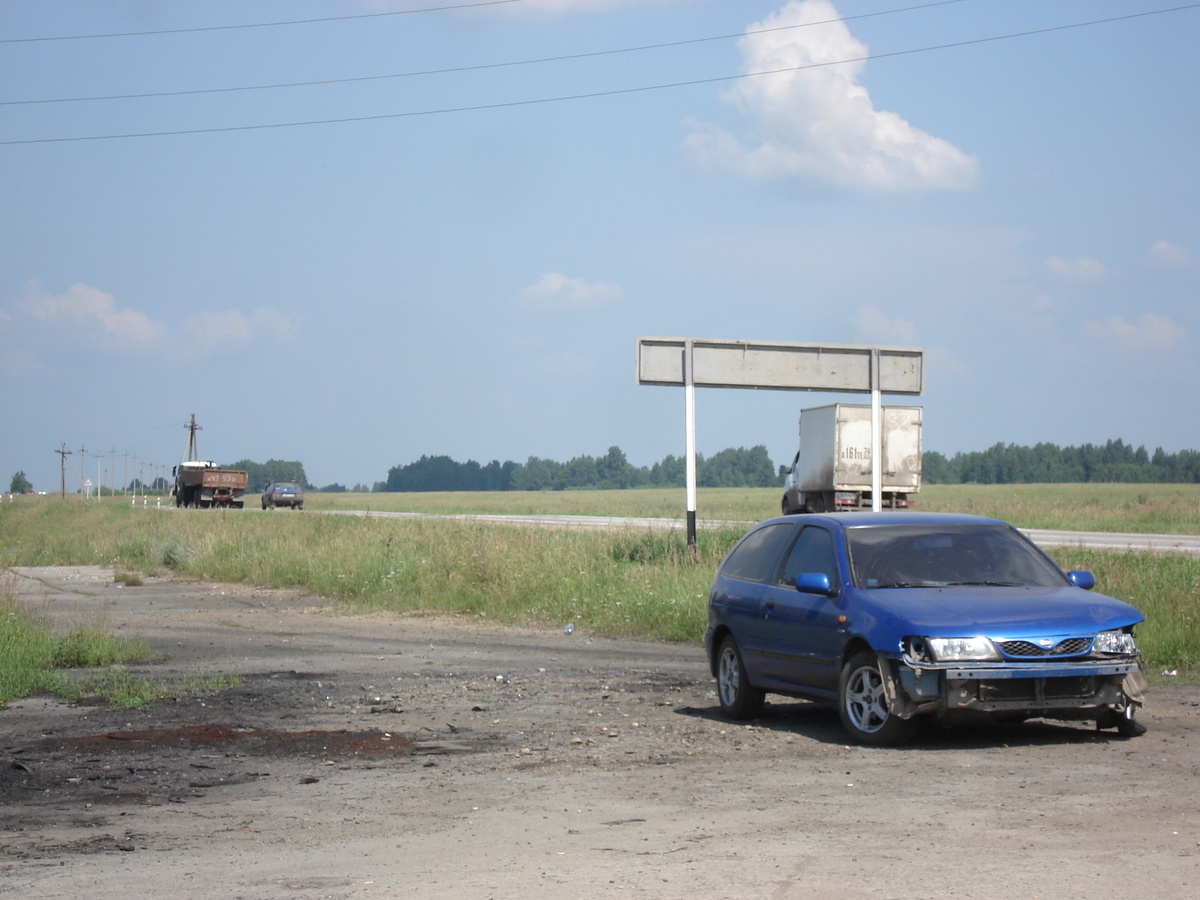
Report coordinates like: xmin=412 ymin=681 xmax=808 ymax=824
xmin=781 ymin=403 xmax=922 ymax=514
xmin=172 ymin=461 xmax=248 ymax=509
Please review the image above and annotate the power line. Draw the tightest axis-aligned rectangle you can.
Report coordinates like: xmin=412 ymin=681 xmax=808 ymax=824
xmin=2 ymin=4 xmax=1195 ymax=147
xmin=1 ymin=1 xmax=969 ymax=107
xmin=0 ymin=0 xmax=526 ymax=44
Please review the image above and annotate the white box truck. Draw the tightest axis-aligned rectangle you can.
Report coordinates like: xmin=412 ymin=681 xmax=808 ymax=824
xmin=781 ymin=404 xmax=922 ymax=514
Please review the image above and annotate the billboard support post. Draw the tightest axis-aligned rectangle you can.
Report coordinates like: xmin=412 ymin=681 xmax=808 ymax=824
xmin=871 ymin=348 xmax=882 ymax=513
xmin=684 ymin=340 xmax=698 ymax=552
xmin=637 ymin=337 xmax=924 ymax=538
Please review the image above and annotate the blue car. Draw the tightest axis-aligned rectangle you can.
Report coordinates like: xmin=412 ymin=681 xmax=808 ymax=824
xmin=705 ymin=512 xmax=1147 ymax=745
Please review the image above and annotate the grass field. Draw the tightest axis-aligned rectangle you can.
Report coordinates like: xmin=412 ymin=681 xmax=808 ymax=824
xmin=299 ymin=482 xmax=1200 ymax=534
xmin=1 ymin=496 xmax=1197 ymax=680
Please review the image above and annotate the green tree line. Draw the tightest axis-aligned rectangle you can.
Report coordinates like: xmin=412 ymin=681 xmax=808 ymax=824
xmin=222 ymin=459 xmax=312 ymax=494
xmin=923 ymin=440 xmax=1200 ymax=484
xmin=382 ymin=446 xmax=782 ymax=492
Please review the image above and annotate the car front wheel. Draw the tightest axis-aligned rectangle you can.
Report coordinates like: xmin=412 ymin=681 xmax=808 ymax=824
xmin=717 ymin=635 xmax=765 ymax=720
xmin=838 ymin=651 xmax=918 ymax=746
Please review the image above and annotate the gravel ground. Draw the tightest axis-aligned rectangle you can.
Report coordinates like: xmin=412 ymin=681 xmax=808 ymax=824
xmin=2 ymin=566 xmax=1198 ymax=900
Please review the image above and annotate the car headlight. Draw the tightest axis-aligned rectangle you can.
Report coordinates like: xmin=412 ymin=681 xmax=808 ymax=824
xmin=1093 ymin=630 xmax=1137 ymax=655
xmin=926 ymin=637 xmax=1001 ymax=662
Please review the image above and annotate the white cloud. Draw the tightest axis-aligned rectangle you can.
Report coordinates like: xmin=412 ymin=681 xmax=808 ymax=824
xmin=1142 ymin=240 xmax=1195 ymax=268
xmin=27 ymin=282 xmax=168 ymax=343
xmin=1086 ymin=313 xmax=1185 ymax=348
xmin=1045 ymin=256 xmax=1107 ymax=283
xmin=12 ymin=280 xmax=296 ymax=358
xmin=517 ymin=272 xmax=622 ymax=310
xmin=185 ymin=306 xmax=296 ymax=353
xmin=851 ymin=304 xmax=919 ymax=345
xmin=684 ymin=0 xmax=979 ymax=191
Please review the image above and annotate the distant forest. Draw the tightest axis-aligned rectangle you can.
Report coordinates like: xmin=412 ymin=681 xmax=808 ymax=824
xmin=223 ymin=459 xmax=312 ymax=493
xmin=923 ymin=439 xmax=1200 ymax=484
xmin=227 ymin=439 xmax=1200 ymax=495
xmin=380 ymin=446 xmax=780 ymax=492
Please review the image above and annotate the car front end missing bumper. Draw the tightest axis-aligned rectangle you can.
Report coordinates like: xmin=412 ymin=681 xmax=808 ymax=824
xmin=881 ymin=654 xmax=1148 ymax=723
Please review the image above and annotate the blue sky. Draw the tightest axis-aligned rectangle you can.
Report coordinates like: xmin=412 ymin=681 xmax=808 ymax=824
xmin=2 ymin=0 xmax=1197 ymax=492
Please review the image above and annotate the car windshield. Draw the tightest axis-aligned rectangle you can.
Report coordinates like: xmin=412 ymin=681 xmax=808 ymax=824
xmin=845 ymin=524 xmax=1067 ymax=589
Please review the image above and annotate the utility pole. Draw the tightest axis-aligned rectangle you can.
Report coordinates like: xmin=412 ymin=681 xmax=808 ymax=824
xmin=123 ymin=451 xmax=128 ymax=495
xmin=183 ymin=413 xmax=201 ymax=462
xmin=96 ymin=449 xmax=102 ymax=499
xmin=55 ymin=444 xmax=71 ymax=498
xmin=110 ymin=448 xmax=116 ymax=495
xmin=78 ymin=444 xmax=86 ymax=495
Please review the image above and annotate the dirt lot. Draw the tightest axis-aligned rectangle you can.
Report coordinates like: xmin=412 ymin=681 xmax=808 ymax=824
xmin=2 ymin=566 xmax=1198 ymax=900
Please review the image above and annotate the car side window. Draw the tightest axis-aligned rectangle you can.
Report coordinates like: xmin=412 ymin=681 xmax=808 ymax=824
xmin=779 ymin=526 xmax=839 ymax=591
xmin=720 ymin=523 xmax=798 ymax=583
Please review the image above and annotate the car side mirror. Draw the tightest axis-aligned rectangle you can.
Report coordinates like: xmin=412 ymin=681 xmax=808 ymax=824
xmin=1067 ymin=570 xmax=1095 ymax=590
xmin=794 ymin=572 xmax=835 ymax=596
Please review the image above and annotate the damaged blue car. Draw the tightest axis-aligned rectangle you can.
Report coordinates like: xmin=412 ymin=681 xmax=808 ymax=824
xmin=705 ymin=512 xmax=1147 ymax=745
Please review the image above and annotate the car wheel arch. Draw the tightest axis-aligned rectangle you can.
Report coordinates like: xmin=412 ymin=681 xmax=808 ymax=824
xmin=708 ymin=625 xmax=734 ymax=676
xmin=839 ymin=636 xmax=873 ymax=672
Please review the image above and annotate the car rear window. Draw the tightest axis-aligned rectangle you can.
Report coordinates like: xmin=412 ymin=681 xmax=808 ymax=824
xmin=845 ymin=523 xmax=1067 ymax=589
xmin=720 ymin=522 xmax=797 ymax=583
xmin=275 ymin=482 xmax=301 ymax=491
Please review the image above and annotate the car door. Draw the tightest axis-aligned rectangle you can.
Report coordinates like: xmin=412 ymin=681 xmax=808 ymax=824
xmin=758 ymin=525 xmax=844 ymax=692
xmin=711 ymin=521 xmax=799 ymax=680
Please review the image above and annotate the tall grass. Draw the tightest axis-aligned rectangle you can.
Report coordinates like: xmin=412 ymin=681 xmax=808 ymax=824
xmin=0 ymin=573 xmax=160 ymax=705
xmin=299 ymin=482 xmax=1200 ymax=534
xmin=2 ymin=501 xmax=1196 ymax=674
xmin=0 ymin=502 xmax=736 ymax=642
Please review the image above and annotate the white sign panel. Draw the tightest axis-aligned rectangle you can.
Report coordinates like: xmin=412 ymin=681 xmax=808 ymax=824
xmin=636 ymin=338 xmax=923 ymax=395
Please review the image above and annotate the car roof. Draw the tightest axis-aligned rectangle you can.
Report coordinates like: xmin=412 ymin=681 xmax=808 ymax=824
xmin=770 ymin=511 xmax=1009 ymax=528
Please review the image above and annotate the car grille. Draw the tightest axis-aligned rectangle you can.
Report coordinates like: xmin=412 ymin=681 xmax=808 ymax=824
xmin=996 ymin=638 xmax=1092 ymax=658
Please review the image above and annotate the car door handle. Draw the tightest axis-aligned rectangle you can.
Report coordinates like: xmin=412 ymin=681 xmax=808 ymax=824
xmin=763 ymin=599 xmax=777 ymax=610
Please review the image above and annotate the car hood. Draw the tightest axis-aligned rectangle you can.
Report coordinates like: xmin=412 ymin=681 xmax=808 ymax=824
xmin=854 ymin=584 xmax=1143 ymax=638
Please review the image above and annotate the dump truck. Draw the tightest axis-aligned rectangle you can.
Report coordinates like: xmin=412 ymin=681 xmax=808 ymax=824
xmin=781 ymin=403 xmax=921 ymax=514
xmin=172 ymin=460 xmax=248 ymax=509
xmin=171 ymin=414 xmax=248 ymax=508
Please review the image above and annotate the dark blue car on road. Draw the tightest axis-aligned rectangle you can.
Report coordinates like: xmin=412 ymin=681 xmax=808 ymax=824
xmin=705 ymin=512 xmax=1147 ymax=745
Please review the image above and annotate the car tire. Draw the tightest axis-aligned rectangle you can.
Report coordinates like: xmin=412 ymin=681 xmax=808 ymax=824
xmin=716 ymin=635 xmax=765 ymax=720
xmin=838 ymin=651 xmax=918 ymax=746
xmin=1115 ymin=703 xmax=1147 ymax=737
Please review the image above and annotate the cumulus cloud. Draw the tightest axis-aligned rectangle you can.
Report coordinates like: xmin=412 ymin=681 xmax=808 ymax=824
xmin=516 ymin=272 xmax=622 ymax=310
xmin=27 ymin=282 xmax=168 ymax=343
xmin=12 ymin=280 xmax=296 ymax=358
xmin=851 ymin=304 xmax=919 ymax=345
xmin=1046 ymin=256 xmax=1107 ymax=283
xmin=185 ymin=306 xmax=296 ymax=353
xmin=684 ymin=0 xmax=979 ymax=191
xmin=1142 ymin=240 xmax=1195 ymax=268
xmin=1087 ymin=313 xmax=1185 ymax=348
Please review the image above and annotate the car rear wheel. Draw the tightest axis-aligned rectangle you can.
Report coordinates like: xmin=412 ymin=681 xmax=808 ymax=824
xmin=838 ymin=651 xmax=918 ymax=746
xmin=717 ymin=635 xmax=765 ymax=720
